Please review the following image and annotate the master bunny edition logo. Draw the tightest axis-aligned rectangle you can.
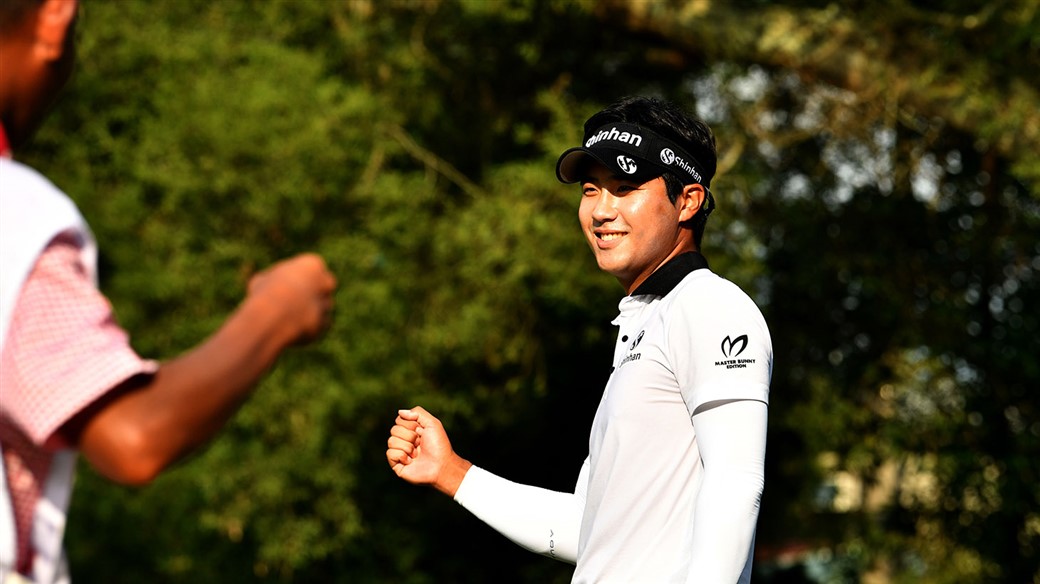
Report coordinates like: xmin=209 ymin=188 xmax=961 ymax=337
xmin=715 ymin=334 xmax=757 ymax=369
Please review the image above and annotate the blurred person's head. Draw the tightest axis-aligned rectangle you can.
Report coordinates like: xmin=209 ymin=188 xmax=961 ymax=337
xmin=0 ymin=0 xmax=79 ymax=150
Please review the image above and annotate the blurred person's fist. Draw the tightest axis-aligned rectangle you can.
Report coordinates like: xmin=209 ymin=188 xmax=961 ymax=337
xmin=247 ymin=253 xmax=337 ymax=344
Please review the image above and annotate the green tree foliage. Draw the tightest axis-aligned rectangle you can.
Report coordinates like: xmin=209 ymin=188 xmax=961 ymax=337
xmin=16 ymin=0 xmax=1038 ymax=582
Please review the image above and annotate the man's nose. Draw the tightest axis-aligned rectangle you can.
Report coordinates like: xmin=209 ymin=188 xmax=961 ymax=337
xmin=591 ymin=191 xmax=618 ymax=222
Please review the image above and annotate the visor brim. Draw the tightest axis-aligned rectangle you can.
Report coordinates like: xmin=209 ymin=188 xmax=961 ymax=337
xmin=556 ymin=147 xmax=666 ymax=185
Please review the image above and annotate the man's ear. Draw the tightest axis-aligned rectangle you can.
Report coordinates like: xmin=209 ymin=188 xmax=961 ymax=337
xmin=33 ymin=0 xmax=78 ymax=62
xmin=677 ymin=184 xmax=706 ymax=223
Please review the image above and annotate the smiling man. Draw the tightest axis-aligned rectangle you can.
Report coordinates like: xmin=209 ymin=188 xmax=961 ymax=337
xmin=387 ymin=96 xmax=773 ymax=583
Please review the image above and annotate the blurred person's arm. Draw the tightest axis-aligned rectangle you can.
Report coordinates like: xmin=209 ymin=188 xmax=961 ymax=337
xmin=61 ymin=253 xmax=336 ymax=486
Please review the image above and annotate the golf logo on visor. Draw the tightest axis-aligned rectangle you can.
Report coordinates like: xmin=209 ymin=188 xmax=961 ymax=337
xmin=617 ymin=155 xmax=638 ymax=175
xmin=660 ymin=148 xmax=676 ymax=165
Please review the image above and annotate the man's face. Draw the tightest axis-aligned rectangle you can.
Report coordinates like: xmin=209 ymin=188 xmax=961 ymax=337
xmin=578 ymin=161 xmax=693 ymax=293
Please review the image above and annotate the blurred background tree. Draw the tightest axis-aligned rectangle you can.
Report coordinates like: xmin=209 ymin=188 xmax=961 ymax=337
xmin=16 ymin=0 xmax=1038 ymax=582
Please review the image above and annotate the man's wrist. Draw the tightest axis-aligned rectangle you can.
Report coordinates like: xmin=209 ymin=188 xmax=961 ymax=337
xmin=436 ymin=454 xmax=473 ymax=498
xmin=235 ymin=292 xmax=300 ymax=351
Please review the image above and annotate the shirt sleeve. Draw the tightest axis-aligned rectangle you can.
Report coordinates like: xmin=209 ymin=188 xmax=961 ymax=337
xmin=668 ymin=277 xmax=772 ymax=413
xmin=0 ymin=233 xmax=158 ymax=448
xmin=453 ymin=458 xmax=589 ymax=563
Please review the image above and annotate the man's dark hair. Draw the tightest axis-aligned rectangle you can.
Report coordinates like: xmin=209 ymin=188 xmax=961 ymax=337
xmin=0 ymin=0 xmax=43 ymax=32
xmin=584 ymin=96 xmax=718 ymax=247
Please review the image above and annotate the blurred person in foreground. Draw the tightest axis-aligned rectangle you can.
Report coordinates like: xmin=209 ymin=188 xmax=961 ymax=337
xmin=387 ymin=95 xmax=773 ymax=583
xmin=0 ymin=1 xmax=338 ymax=581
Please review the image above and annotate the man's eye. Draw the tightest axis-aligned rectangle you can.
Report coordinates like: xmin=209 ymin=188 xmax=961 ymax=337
xmin=582 ymin=185 xmax=598 ymax=196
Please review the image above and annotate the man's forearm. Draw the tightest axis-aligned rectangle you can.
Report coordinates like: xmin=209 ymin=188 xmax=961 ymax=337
xmin=76 ymin=293 xmax=301 ymax=484
xmin=454 ymin=465 xmax=584 ymax=563
xmin=686 ymin=466 xmax=763 ymax=582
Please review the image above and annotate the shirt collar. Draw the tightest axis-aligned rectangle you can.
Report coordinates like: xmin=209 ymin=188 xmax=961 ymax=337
xmin=629 ymin=252 xmax=709 ymax=298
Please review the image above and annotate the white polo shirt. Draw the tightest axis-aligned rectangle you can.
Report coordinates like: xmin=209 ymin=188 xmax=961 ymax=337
xmin=573 ymin=252 xmax=771 ymax=583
